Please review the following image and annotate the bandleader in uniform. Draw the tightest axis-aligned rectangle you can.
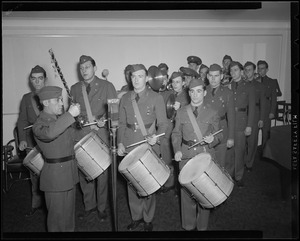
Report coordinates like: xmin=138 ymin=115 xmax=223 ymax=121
xmin=70 ymin=55 xmax=117 ymax=221
xmin=172 ymin=78 xmax=223 ymax=231
xmin=32 ymin=86 xmax=81 ymax=232
xmin=117 ymin=64 xmax=168 ymax=232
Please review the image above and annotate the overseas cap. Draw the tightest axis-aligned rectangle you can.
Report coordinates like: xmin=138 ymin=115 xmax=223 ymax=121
xmin=79 ymin=55 xmax=94 ymax=64
xmin=209 ymin=64 xmax=222 ymax=72
xmin=30 ymin=65 xmax=46 ymax=76
xmin=229 ymin=61 xmax=244 ymax=70
xmin=158 ymin=63 xmax=168 ymax=70
xmin=189 ymin=78 xmax=205 ymax=89
xmin=38 ymin=86 xmax=62 ymax=101
xmin=223 ymin=55 xmax=232 ymax=61
xmin=170 ymin=71 xmax=183 ymax=81
xmin=179 ymin=67 xmax=200 ymax=78
xmin=244 ymin=61 xmax=256 ymax=69
xmin=131 ymin=64 xmax=147 ymax=73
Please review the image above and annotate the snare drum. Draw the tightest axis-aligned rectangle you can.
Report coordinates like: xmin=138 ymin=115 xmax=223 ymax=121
xmin=179 ymin=152 xmax=234 ymax=208
xmin=23 ymin=146 xmax=44 ymax=176
xmin=74 ymin=130 xmax=111 ymax=181
xmin=118 ymin=143 xmax=170 ymax=197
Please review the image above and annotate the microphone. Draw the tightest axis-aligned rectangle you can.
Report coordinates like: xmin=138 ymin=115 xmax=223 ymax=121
xmin=102 ymin=69 xmax=109 ymax=79
xmin=107 ymin=99 xmax=119 ymax=128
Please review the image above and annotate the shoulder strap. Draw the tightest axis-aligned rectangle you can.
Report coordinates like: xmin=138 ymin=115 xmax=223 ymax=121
xmin=187 ymin=105 xmax=203 ymax=142
xmin=82 ymin=83 xmax=98 ymax=130
xmin=130 ymin=91 xmax=148 ymax=136
xmin=31 ymin=94 xmax=40 ymax=117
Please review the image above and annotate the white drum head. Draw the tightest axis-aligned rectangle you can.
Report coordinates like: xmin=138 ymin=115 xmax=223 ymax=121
xmin=118 ymin=143 xmax=150 ymax=172
xmin=179 ymin=153 xmax=211 ymax=185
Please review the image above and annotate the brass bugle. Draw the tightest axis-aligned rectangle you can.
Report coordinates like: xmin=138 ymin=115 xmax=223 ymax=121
xmin=23 ymin=119 xmax=108 ymax=130
xmin=126 ymin=132 xmax=165 ymax=149
xmin=188 ymin=129 xmax=223 ymax=150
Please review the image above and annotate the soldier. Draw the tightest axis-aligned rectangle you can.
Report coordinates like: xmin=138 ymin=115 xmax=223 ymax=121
xmin=179 ymin=66 xmax=200 ymax=88
xmin=158 ymin=62 xmax=169 ymax=76
xmin=205 ymin=64 xmax=235 ymax=171
xmin=257 ymin=60 xmax=280 ymax=151
xmin=244 ymin=61 xmax=266 ymax=172
xmin=199 ymin=64 xmax=209 ymax=86
xmin=17 ymin=65 xmax=46 ymax=218
xmin=32 ymin=86 xmax=81 ymax=231
xmin=117 ymin=64 xmax=168 ymax=232
xmin=70 ymin=55 xmax=117 ymax=222
xmin=172 ymin=78 xmax=223 ymax=231
xmin=221 ymin=55 xmax=233 ymax=88
xmin=227 ymin=61 xmax=256 ymax=187
xmin=187 ymin=55 xmax=202 ymax=73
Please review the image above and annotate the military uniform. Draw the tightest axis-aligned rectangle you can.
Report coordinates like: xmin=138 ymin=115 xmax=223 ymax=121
xmin=245 ymin=78 xmax=266 ymax=169
xmin=227 ymin=79 xmax=256 ymax=182
xmin=70 ymin=75 xmax=117 ymax=215
xmin=259 ymin=75 xmax=278 ymax=150
xmin=117 ymin=86 xmax=168 ymax=224
xmin=204 ymin=85 xmax=235 ymax=169
xmin=172 ymin=102 xmax=222 ymax=231
xmin=32 ymin=87 xmax=79 ymax=232
xmin=17 ymin=92 xmax=44 ymax=211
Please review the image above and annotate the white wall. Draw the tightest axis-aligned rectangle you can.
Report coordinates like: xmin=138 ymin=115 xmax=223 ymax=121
xmin=2 ymin=7 xmax=291 ymax=146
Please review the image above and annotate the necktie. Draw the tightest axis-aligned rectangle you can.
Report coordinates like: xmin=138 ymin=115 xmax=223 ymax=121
xmin=235 ymin=82 xmax=239 ymax=90
xmin=86 ymin=84 xmax=91 ymax=94
xmin=34 ymin=94 xmax=43 ymax=111
xmin=193 ymin=106 xmax=198 ymax=117
xmin=212 ymin=88 xmax=216 ymax=97
xmin=135 ymin=93 xmax=140 ymax=102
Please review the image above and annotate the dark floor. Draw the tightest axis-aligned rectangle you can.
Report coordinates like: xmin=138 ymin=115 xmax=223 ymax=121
xmin=1 ymin=148 xmax=297 ymax=240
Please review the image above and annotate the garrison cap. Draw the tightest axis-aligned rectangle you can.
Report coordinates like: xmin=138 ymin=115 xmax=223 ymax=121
xmin=179 ymin=67 xmax=200 ymax=78
xmin=244 ymin=61 xmax=256 ymax=69
xmin=209 ymin=64 xmax=222 ymax=72
xmin=158 ymin=63 xmax=169 ymax=71
xmin=199 ymin=64 xmax=209 ymax=71
xmin=187 ymin=56 xmax=202 ymax=65
xmin=223 ymin=55 xmax=232 ymax=61
xmin=257 ymin=60 xmax=268 ymax=68
xmin=229 ymin=61 xmax=244 ymax=70
xmin=30 ymin=65 xmax=46 ymax=76
xmin=170 ymin=71 xmax=183 ymax=81
xmin=124 ymin=64 xmax=133 ymax=73
xmin=38 ymin=86 xmax=62 ymax=101
xmin=189 ymin=78 xmax=205 ymax=89
xmin=132 ymin=64 xmax=147 ymax=73
xmin=79 ymin=55 xmax=94 ymax=64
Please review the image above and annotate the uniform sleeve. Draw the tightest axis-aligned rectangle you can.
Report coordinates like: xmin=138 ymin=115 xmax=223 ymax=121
xmin=171 ymin=110 xmax=183 ymax=153
xmin=17 ymin=95 xmax=29 ymax=143
xmin=155 ymin=94 xmax=169 ymax=135
xmin=270 ymin=81 xmax=277 ymax=115
xmin=33 ymin=112 xmax=75 ymax=142
xmin=208 ymin=113 xmax=223 ymax=149
xmin=107 ymin=82 xmax=118 ymax=99
xmin=247 ymin=84 xmax=256 ymax=128
xmin=226 ymin=90 xmax=235 ymax=140
xmin=259 ymin=84 xmax=266 ymax=121
xmin=117 ymin=95 xmax=127 ymax=145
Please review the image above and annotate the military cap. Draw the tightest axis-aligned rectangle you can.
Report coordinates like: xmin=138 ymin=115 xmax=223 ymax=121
xmin=229 ymin=61 xmax=244 ymax=70
xmin=244 ymin=61 xmax=256 ymax=69
xmin=124 ymin=64 xmax=133 ymax=74
xmin=189 ymin=78 xmax=205 ymax=89
xmin=199 ymin=64 xmax=209 ymax=71
xmin=179 ymin=67 xmax=200 ymax=78
xmin=79 ymin=55 xmax=94 ymax=64
xmin=223 ymin=55 xmax=232 ymax=61
xmin=30 ymin=65 xmax=46 ymax=76
xmin=156 ymin=67 xmax=167 ymax=77
xmin=187 ymin=56 xmax=202 ymax=65
xmin=257 ymin=60 xmax=268 ymax=68
xmin=209 ymin=64 xmax=222 ymax=72
xmin=132 ymin=64 xmax=147 ymax=73
xmin=170 ymin=71 xmax=183 ymax=81
xmin=38 ymin=86 xmax=62 ymax=101
xmin=158 ymin=63 xmax=169 ymax=71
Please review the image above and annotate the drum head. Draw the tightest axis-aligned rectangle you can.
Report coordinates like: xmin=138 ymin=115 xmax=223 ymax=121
xmin=179 ymin=153 xmax=211 ymax=185
xmin=23 ymin=146 xmax=41 ymax=164
xmin=118 ymin=143 xmax=150 ymax=172
xmin=75 ymin=130 xmax=96 ymax=149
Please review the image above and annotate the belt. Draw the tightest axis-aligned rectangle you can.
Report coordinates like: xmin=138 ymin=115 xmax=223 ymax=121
xmin=127 ymin=123 xmax=152 ymax=131
xmin=182 ymin=139 xmax=197 ymax=147
xmin=220 ymin=115 xmax=226 ymax=121
xmin=45 ymin=155 xmax=75 ymax=164
xmin=266 ymin=97 xmax=271 ymax=100
xmin=235 ymin=107 xmax=247 ymax=112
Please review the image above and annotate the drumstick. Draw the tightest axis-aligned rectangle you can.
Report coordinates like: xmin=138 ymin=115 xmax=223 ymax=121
xmin=23 ymin=119 xmax=108 ymax=130
xmin=188 ymin=129 xmax=223 ymax=150
xmin=126 ymin=133 xmax=165 ymax=149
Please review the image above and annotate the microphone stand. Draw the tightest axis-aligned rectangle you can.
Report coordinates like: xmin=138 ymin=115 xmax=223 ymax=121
xmin=109 ymin=118 xmax=118 ymax=232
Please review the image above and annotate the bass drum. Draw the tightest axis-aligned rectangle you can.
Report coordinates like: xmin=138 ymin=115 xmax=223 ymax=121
xmin=179 ymin=152 xmax=234 ymax=209
xmin=118 ymin=143 xmax=170 ymax=197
